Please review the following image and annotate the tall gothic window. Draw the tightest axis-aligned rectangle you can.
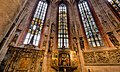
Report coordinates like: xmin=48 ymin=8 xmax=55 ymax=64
xmin=108 ymin=0 xmax=120 ymax=15
xmin=58 ymin=3 xmax=69 ymax=48
xmin=24 ymin=0 xmax=48 ymax=46
xmin=78 ymin=0 xmax=103 ymax=47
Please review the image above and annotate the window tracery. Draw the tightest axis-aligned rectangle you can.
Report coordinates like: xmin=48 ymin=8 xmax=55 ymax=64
xmin=78 ymin=0 xmax=103 ymax=47
xmin=24 ymin=0 xmax=48 ymax=46
xmin=58 ymin=3 xmax=69 ymax=48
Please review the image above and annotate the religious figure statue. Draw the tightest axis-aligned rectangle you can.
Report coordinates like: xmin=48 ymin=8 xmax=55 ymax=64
xmin=72 ymin=22 xmax=76 ymax=34
xmin=107 ymin=32 xmax=120 ymax=48
xmin=79 ymin=37 xmax=84 ymax=50
xmin=59 ymin=54 xmax=70 ymax=66
xmin=42 ymin=35 xmax=48 ymax=48
xmin=49 ymin=37 xmax=54 ymax=52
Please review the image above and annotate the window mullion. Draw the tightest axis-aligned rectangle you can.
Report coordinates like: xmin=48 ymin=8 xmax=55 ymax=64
xmin=24 ymin=0 xmax=48 ymax=46
xmin=78 ymin=1 xmax=103 ymax=47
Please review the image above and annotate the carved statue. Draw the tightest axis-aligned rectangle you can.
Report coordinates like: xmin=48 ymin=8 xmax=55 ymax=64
xmin=42 ymin=35 xmax=48 ymax=48
xmin=73 ymin=37 xmax=78 ymax=52
xmin=10 ymin=30 xmax=21 ymax=46
xmin=51 ymin=23 xmax=55 ymax=33
xmin=42 ymin=40 xmax=47 ymax=47
xmin=59 ymin=54 xmax=70 ymax=66
xmin=46 ymin=19 xmax=50 ymax=27
xmin=107 ymin=13 xmax=120 ymax=28
xmin=49 ymin=37 xmax=54 ymax=52
xmin=79 ymin=37 xmax=84 ymax=50
xmin=107 ymin=32 xmax=120 ymax=48
xmin=72 ymin=22 xmax=76 ymax=34
xmin=52 ymin=51 xmax=58 ymax=66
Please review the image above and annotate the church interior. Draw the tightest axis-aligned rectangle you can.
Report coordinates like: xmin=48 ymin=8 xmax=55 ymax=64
xmin=0 ymin=0 xmax=120 ymax=72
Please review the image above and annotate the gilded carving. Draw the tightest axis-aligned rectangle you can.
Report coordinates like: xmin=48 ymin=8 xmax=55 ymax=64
xmin=83 ymin=52 xmax=96 ymax=63
xmin=2 ymin=47 xmax=44 ymax=72
xmin=16 ymin=70 xmax=28 ymax=72
xmin=59 ymin=53 xmax=70 ymax=66
xmin=42 ymin=35 xmax=48 ymax=49
xmin=49 ymin=37 xmax=54 ymax=52
xmin=18 ymin=58 xmax=31 ymax=69
xmin=73 ymin=37 xmax=78 ymax=52
xmin=52 ymin=51 xmax=58 ymax=66
xmin=95 ymin=52 xmax=109 ymax=63
xmin=108 ymin=50 xmax=120 ymax=63
xmin=70 ymin=51 xmax=78 ymax=67
xmin=83 ymin=49 xmax=120 ymax=65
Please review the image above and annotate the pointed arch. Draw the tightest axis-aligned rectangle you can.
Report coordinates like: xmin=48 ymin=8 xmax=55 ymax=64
xmin=58 ymin=3 xmax=69 ymax=48
xmin=24 ymin=0 xmax=48 ymax=46
xmin=78 ymin=0 xmax=103 ymax=47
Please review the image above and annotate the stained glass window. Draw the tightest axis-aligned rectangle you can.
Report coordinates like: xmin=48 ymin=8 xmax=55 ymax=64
xmin=108 ymin=0 xmax=120 ymax=15
xmin=78 ymin=0 xmax=103 ymax=47
xmin=24 ymin=0 xmax=48 ymax=46
xmin=58 ymin=3 xmax=69 ymax=48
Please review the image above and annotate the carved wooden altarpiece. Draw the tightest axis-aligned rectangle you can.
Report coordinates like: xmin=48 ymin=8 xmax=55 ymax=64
xmin=2 ymin=46 xmax=44 ymax=72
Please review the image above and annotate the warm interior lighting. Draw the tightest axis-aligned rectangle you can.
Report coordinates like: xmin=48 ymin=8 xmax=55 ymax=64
xmin=108 ymin=0 xmax=112 ymax=2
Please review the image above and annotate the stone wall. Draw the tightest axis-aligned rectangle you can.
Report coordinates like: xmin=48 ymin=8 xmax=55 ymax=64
xmin=0 ymin=0 xmax=25 ymax=43
xmin=0 ymin=0 xmax=120 ymax=72
xmin=0 ymin=0 xmax=37 ymax=65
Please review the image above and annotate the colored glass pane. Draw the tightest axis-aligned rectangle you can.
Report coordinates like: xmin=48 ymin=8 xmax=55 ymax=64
xmin=78 ymin=0 xmax=103 ymax=47
xmin=108 ymin=0 xmax=120 ymax=15
xmin=24 ymin=0 xmax=48 ymax=46
xmin=58 ymin=3 xmax=69 ymax=48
